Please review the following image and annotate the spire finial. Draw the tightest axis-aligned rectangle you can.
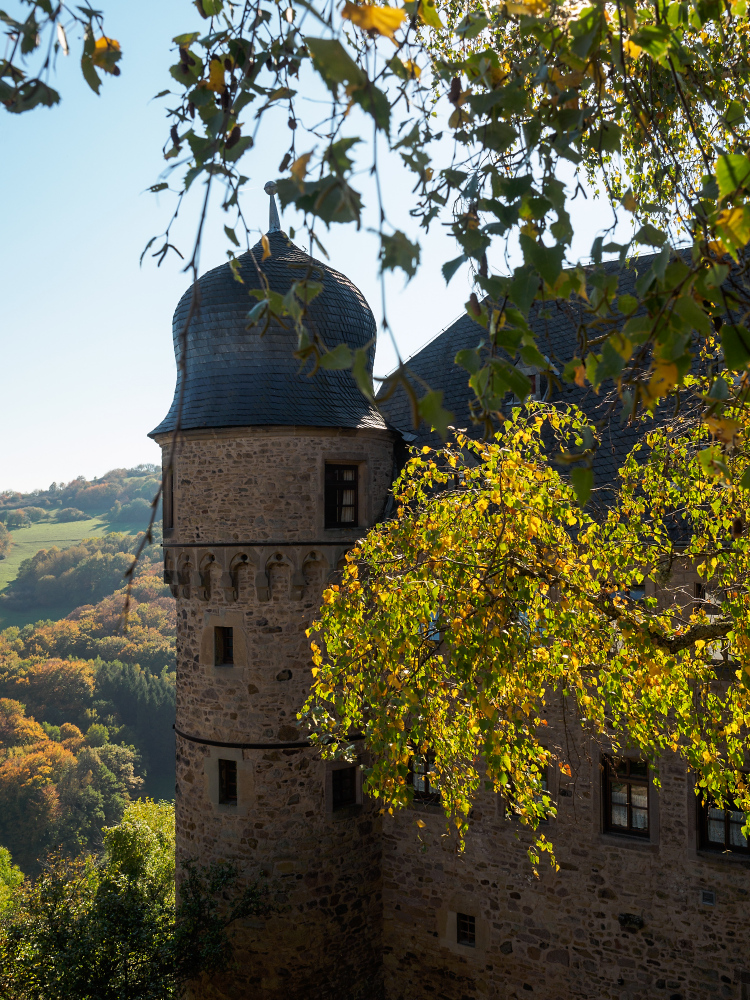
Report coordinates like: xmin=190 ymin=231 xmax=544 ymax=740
xmin=264 ymin=180 xmax=281 ymax=234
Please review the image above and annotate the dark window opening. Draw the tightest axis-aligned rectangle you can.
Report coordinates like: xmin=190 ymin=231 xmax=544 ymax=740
xmin=603 ymin=757 xmax=649 ymax=837
xmin=693 ymin=581 xmax=710 ymax=615
xmin=163 ymin=465 xmax=174 ymax=533
xmin=699 ymin=795 xmax=749 ymax=854
xmin=410 ymin=754 xmax=441 ymax=805
xmin=325 ymin=464 xmax=359 ymax=528
xmin=457 ymin=912 xmax=476 ymax=947
xmin=332 ymin=766 xmax=357 ymax=810
xmin=214 ymin=626 xmax=234 ymax=666
xmin=219 ymin=759 xmax=237 ymax=805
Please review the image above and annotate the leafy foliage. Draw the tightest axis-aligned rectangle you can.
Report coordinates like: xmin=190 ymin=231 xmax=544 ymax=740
xmin=0 ymin=799 xmax=269 ymax=1000
xmin=305 ymin=395 xmax=750 ymax=858
xmin=2 ymin=531 xmax=163 ymax=612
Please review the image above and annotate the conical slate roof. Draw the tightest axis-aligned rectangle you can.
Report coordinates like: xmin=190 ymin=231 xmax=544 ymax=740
xmin=150 ymin=230 xmax=385 ymax=436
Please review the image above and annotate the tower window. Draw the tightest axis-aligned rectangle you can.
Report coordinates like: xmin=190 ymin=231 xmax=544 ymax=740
xmin=457 ymin=913 xmax=476 ymax=947
xmin=332 ymin=766 xmax=357 ymax=810
xmin=218 ymin=759 xmax=237 ymax=805
xmin=325 ymin=465 xmax=359 ymax=528
xmin=603 ymin=757 xmax=649 ymax=836
xmin=214 ymin=626 xmax=234 ymax=666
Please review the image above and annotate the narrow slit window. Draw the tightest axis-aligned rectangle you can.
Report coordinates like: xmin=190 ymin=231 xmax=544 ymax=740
xmin=603 ymin=757 xmax=649 ymax=837
xmin=332 ymin=766 xmax=357 ymax=810
xmin=163 ymin=464 xmax=174 ymax=533
xmin=325 ymin=464 xmax=359 ymax=528
xmin=214 ymin=626 xmax=234 ymax=666
xmin=219 ymin=759 xmax=237 ymax=805
xmin=457 ymin=913 xmax=476 ymax=947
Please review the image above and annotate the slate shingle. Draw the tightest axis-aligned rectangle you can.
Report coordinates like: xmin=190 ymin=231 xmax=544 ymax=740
xmin=150 ymin=231 xmax=384 ymax=436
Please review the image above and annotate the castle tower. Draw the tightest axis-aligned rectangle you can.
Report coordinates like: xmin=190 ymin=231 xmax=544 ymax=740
xmin=150 ymin=187 xmax=396 ymax=999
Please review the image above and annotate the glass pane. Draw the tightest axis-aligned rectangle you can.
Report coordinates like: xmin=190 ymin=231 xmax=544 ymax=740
xmin=729 ymin=811 xmax=748 ymax=848
xmin=610 ymin=783 xmax=628 ymax=827
xmin=631 ymin=785 xmax=648 ymax=810
xmin=707 ymin=806 xmax=725 ymax=844
xmin=630 ymin=760 xmax=648 ymax=778
xmin=632 ymin=807 xmax=648 ymax=830
xmin=612 ymin=758 xmax=627 ymax=776
xmin=342 ymin=469 xmax=355 ymax=481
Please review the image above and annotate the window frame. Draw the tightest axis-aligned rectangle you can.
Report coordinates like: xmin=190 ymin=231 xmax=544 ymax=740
xmin=218 ymin=759 xmax=238 ymax=805
xmin=603 ymin=756 xmax=650 ymax=838
xmin=162 ymin=464 xmax=174 ymax=534
xmin=698 ymin=794 xmax=750 ymax=855
xmin=214 ymin=626 xmax=234 ymax=666
xmin=456 ymin=912 xmax=476 ymax=948
xmin=324 ymin=464 xmax=359 ymax=529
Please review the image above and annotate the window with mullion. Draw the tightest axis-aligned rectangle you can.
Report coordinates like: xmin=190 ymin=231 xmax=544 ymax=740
xmin=325 ymin=464 xmax=359 ymax=528
xmin=700 ymin=796 xmax=749 ymax=854
xmin=604 ymin=757 xmax=649 ymax=837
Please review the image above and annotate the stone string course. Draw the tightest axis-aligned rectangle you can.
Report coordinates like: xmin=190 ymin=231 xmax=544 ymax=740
xmin=159 ymin=426 xmax=750 ymax=1000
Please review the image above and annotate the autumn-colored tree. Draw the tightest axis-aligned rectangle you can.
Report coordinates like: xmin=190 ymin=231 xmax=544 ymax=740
xmin=0 ymin=698 xmax=48 ymax=748
xmin=305 ymin=396 xmax=750 ymax=858
xmin=0 ymin=659 xmax=95 ymax=729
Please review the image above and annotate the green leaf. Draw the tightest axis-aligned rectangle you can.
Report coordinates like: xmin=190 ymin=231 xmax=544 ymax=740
xmin=456 ymin=12 xmax=489 ymax=38
xmin=442 ymin=255 xmax=467 ymax=284
xmin=352 ymin=347 xmax=374 ymax=400
xmin=716 ymin=154 xmax=750 ymax=200
xmin=224 ymin=225 xmax=240 ymax=247
xmin=80 ymin=55 xmax=101 ymax=95
xmin=380 ymin=231 xmax=420 ymax=278
xmin=721 ymin=324 xmax=750 ymax=371
xmin=634 ymin=224 xmax=667 ymax=247
xmin=630 ymin=23 xmax=672 ymax=59
xmin=455 ymin=348 xmax=482 ymax=374
xmin=570 ymin=467 xmax=593 ymax=507
xmin=673 ymin=295 xmax=712 ymax=336
xmin=418 ymin=390 xmax=454 ymax=438
xmin=305 ymin=37 xmax=366 ymax=89
xmin=319 ymin=344 xmax=354 ymax=370
xmin=489 ymin=359 xmax=531 ymax=399
xmin=740 ymin=468 xmax=750 ymax=490
xmin=519 ymin=235 xmax=564 ymax=287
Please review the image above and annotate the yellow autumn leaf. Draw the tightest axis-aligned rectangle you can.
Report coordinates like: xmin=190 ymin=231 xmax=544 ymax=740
xmin=506 ymin=0 xmax=548 ymax=13
xmin=715 ymin=205 xmax=750 ymax=258
xmin=342 ymin=2 xmax=407 ymax=39
xmin=622 ymin=37 xmax=642 ymax=59
xmin=261 ymin=234 xmax=271 ymax=261
xmin=416 ymin=818 xmax=426 ymax=827
xmin=291 ymin=152 xmax=312 ymax=184
xmin=207 ymin=57 xmax=226 ymax=93
xmin=91 ymin=36 xmax=121 ymax=74
xmin=705 ymin=416 xmax=740 ymax=444
xmin=648 ymin=360 xmax=678 ymax=399
xmin=621 ymin=188 xmax=637 ymax=212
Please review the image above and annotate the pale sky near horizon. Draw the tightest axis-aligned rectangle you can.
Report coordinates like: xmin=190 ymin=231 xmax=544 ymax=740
xmin=1 ymin=1 xmax=628 ymax=494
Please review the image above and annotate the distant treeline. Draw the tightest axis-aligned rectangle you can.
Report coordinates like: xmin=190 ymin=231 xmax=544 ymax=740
xmin=0 ymin=465 xmax=162 ymax=528
xmin=2 ymin=530 xmax=164 ymax=611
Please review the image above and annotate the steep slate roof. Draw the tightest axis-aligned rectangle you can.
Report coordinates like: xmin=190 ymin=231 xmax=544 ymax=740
xmin=150 ymin=230 xmax=385 ymax=437
xmin=378 ymin=253 xmax=682 ymax=491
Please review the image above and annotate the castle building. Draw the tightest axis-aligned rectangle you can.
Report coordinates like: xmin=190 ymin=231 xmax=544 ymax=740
xmin=151 ymin=189 xmax=750 ymax=1000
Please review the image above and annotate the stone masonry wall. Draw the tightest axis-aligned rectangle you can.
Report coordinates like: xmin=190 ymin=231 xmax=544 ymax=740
xmin=381 ymin=708 xmax=750 ymax=1000
xmin=158 ymin=426 xmax=396 ymax=1000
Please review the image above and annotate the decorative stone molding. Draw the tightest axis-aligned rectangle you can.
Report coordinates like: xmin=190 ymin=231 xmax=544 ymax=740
xmin=163 ymin=543 xmax=351 ymax=603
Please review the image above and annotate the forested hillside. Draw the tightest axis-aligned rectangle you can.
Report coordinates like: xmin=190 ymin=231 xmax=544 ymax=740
xmin=0 ymin=470 xmax=176 ymax=874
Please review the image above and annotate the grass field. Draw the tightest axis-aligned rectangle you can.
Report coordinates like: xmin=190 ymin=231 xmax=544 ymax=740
xmin=0 ymin=514 xmax=152 ymax=629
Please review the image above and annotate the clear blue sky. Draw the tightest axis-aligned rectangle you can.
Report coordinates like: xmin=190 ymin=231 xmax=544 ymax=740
xmin=1 ymin=1 xmax=623 ymax=493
